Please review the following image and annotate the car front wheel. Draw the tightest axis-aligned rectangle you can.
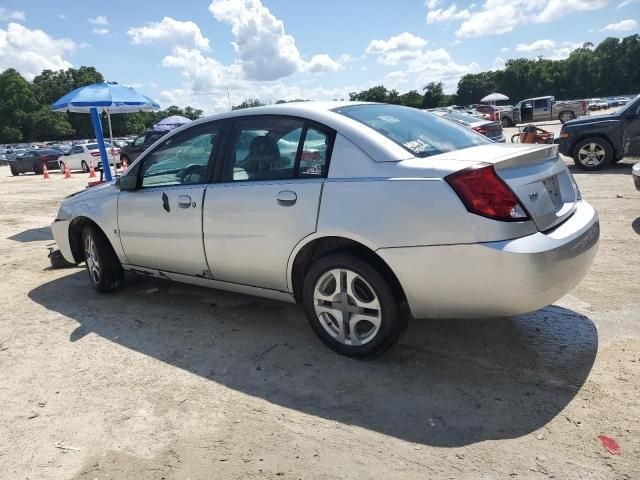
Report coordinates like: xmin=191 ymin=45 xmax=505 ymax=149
xmin=82 ymin=225 xmax=124 ymax=292
xmin=81 ymin=161 xmax=89 ymax=173
xmin=302 ymin=253 xmax=408 ymax=359
xmin=559 ymin=111 xmax=575 ymax=123
xmin=10 ymin=164 xmax=19 ymax=176
xmin=573 ymin=137 xmax=613 ymax=171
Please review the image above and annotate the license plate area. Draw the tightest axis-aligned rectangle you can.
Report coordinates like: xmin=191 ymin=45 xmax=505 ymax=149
xmin=542 ymin=175 xmax=562 ymax=209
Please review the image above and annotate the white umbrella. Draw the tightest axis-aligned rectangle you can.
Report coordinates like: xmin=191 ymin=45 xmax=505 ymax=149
xmin=481 ymin=92 xmax=509 ymax=103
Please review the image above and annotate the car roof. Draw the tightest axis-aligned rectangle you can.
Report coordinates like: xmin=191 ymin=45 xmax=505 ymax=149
xmin=155 ymin=101 xmax=414 ymax=163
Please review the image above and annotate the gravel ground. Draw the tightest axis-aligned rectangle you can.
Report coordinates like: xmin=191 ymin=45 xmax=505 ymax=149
xmin=0 ymin=140 xmax=639 ymax=479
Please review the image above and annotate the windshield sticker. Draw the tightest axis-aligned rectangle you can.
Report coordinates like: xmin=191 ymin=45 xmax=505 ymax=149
xmin=403 ymin=139 xmax=430 ymax=153
xmin=376 ymin=115 xmax=400 ymax=124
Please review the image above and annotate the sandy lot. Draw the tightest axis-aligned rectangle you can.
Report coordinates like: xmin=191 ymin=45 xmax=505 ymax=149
xmin=1 ymin=144 xmax=639 ymax=479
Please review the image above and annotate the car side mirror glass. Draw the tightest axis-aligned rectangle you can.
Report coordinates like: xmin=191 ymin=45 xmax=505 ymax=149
xmin=118 ymin=174 xmax=138 ymax=191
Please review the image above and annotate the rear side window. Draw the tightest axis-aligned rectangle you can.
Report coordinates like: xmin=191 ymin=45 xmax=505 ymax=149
xmin=534 ymin=99 xmax=547 ymax=108
xmin=335 ymin=104 xmax=490 ymax=158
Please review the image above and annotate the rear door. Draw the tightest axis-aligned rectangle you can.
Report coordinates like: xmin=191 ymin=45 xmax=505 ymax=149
xmin=203 ymin=116 xmax=335 ymax=291
xmin=622 ymin=100 xmax=640 ymax=156
xmin=533 ymin=98 xmax=550 ymax=121
xmin=117 ymin=122 xmax=224 ymax=275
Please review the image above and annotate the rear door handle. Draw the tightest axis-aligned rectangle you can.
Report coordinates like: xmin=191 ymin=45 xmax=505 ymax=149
xmin=177 ymin=195 xmax=193 ymax=208
xmin=276 ymin=190 xmax=297 ymax=206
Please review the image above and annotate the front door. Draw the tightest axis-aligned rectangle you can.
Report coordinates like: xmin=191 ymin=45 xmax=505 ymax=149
xmin=533 ymin=98 xmax=549 ymax=121
xmin=203 ymin=116 xmax=335 ymax=291
xmin=117 ymin=122 xmax=223 ymax=276
xmin=623 ymin=101 xmax=640 ymax=156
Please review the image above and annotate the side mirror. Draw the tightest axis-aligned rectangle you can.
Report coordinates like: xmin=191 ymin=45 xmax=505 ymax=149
xmin=117 ymin=174 xmax=138 ymax=191
xmin=635 ymin=106 xmax=640 ymax=117
xmin=64 ymin=152 xmax=69 ymax=156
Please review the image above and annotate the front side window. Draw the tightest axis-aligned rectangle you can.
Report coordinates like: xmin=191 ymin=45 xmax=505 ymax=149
xmin=133 ymin=135 xmax=145 ymax=146
xmin=335 ymin=104 xmax=490 ymax=158
xmin=534 ymin=99 xmax=547 ymax=109
xmin=140 ymin=125 xmax=220 ymax=188
xmin=145 ymin=132 xmax=165 ymax=145
xmin=224 ymin=117 xmax=304 ymax=182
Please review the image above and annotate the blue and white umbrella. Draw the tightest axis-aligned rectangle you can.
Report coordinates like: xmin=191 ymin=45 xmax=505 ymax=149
xmin=154 ymin=115 xmax=192 ymax=131
xmin=52 ymin=82 xmax=160 ymax=181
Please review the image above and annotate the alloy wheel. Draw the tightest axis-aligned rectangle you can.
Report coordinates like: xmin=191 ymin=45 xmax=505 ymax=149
xmin=578 ymin=143 xmax=606 ymax=167
xmin=84 ymin=234 xmax=101 ymax=284
xmin=313 ymin=268 xmax=382 ymax=346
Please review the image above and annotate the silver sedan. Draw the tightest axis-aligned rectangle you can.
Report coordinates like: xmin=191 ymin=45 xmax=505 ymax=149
xmin=51 ymin=102 xmax=599 ymax=358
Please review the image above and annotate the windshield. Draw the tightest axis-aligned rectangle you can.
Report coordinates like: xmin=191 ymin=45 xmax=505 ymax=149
xmin=335 ymin=104 xmax=490 ymax=158
xmin=615 ymin=94 xmax=639 ymax=115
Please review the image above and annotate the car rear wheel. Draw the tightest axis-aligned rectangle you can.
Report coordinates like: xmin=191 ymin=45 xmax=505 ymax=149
xmin=10 ymin=164 xmax=18 ymax=176
xmin=82 ymin=225 xmax=124 ymax=293
xmin=559 ymin=111 xmax=575 ymax=123
xmin=501 ymin=117 xmax=512 ymax=128
xmin=573 ymin=137 xmax=613 ymax=171
xmin=302 ymin=253 xmax=408 ymax=359
xmin=33 ymin=162 xmax=42 ymax=175
xmin=81 ymin=161 xmax=89 ymax=173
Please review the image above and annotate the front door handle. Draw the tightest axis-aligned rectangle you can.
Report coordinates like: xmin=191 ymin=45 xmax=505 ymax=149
xmin=162 ymin=193 xmax=170 ymax=212
xmin=177 ymin=195 xmax=193 ymax=208
xmin=276 ymin=190 xmax=297 ymax=206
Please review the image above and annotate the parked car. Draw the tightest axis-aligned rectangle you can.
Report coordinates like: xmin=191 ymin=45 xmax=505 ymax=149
xmin=588 ymin=98 xmax=609 ymax=111
xmin=432 ymin=110 xmax=505 ymax=142
xmin=9 ymin=148 xmax=63 ymax=175
xmin=632 ymin=162 xmax=640 ymax=191
xmin=501 ymin=96 xmax=589 ymax=127
xmin=51 ymin=102 xmax=599 ymax=358
xmin=61 ymin=142 xmax=119 ymax=172
xmin=558 ymin=94 xmax=640 ymax=170
xmin=5 ymin=148 xmax=27 ymax=161
xmin=119 ymin=130 xmax=167 ymax=164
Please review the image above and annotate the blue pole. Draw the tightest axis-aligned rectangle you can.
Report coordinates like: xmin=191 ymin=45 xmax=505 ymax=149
xmin=90 ymin=107 xmax=112 ymax=182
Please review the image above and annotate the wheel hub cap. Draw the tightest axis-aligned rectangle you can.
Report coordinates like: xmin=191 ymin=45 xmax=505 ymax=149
xmin=313 ymin=269 xmax=382 ymax=346
xmin=84 ymin=235 xmax=100 ymax=284
xmin=578 ymin=143 xmax=605 ymax=166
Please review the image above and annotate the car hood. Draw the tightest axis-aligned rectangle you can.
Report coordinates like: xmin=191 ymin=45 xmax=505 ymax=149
xmin=64 ymin=181 xmax=118 ymax=205
xmin=563 ymin=114 xmax=619 ymax=128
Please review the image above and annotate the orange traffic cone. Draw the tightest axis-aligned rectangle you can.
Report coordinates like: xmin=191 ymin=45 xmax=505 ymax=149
xmin=88 ymin=160 xmax=96 ymax=178
xmin=63 ymin=161 xmax=71 ymax=179
xmin=121 ymin=156 xmax=128 ymax=171
xmin=43 ymin=163 xmax=50 ymax=179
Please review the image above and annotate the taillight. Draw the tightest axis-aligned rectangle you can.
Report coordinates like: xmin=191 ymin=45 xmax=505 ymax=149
xmin=473 ymin=127 xmax=489 ymax=135
xmin=90 ymin=151 xmax=101 ymax=157
xmin=445 ymin=164 xmax=529 ymax=221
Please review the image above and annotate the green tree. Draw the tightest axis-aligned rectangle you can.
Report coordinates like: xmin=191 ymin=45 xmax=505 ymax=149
xmin=232 ymin=99 xmax=266 ymax=110
xmin=422 ymin=82 xmax=445 ymax=108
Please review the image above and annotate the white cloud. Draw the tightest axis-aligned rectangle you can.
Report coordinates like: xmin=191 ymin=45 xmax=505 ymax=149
xmin=92 ymin=28 xmax=109 ymax=35
xmin=128 ymin=17 xmax=211 ymax=51
xmin=535 ymin=0 xmax=608 ymax=23
xmin=492 ymin=57 xmax=506 ymax=71
xmin=515 ymin=39 xmax=555 ymax=53
xmin=366 ymin=32 xmax=428 ymax=65
xmin=58 ymin=14 xmax=66 ymax=20
xmin=617 ymin=0 xmax=637 ymax=8
xmin=427 ymin=4 xmax=471 ymax=24
xmin=547 ymin=41 xmax=584 ymax=60
xmin=600 ymin=19 xmax=637 ymax=31
xmin=0 ymin=7 xmax=25 ymax=21
xmin=405 ymin=48 xmax=479 ymax=91
xmin=500 ymin=47 xmax=509 ymax=53
xmin=161 ymin=47 xmax=240 ymax=91
xmin=0 ymin=23 xmax=75 ymax=80
xmin=301 ymin=54 xmax=342 ymax=74
xmin=426 ymin=0 xmax=441 ymax=8
xmin=456 ymin=0 xmax=609 ymax=38
xmin=88 ymin=15 xmax=109 ymax=25
xmin=210 ymin=0 xmax=297 ymax=80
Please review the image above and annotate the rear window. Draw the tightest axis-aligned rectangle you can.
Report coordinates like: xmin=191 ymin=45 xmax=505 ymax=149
xmin=335 ymin=104 xmax=490 ymax=158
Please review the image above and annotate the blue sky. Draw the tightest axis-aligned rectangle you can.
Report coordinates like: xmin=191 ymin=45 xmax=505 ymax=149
xmin=1 ymin=0 xmax=638 ymax=112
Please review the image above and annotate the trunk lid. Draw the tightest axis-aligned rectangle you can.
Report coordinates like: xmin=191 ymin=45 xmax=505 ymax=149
xmin=437 ymin=144 xmax=578 ymax=231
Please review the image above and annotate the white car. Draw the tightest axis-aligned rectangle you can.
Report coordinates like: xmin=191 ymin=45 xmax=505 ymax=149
xmin=60 ymin=142 xmax=120 ymax=172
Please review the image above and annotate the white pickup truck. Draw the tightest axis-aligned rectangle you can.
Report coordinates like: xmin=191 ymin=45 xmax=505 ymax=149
xmin=500 ymin=96 xmax=589 ymax=127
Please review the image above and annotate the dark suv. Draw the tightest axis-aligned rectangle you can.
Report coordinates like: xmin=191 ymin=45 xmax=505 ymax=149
xmin=558 ymin=94 xmax=640 ymax=170
xmin=119 ymin=130 xmax=167 ymax=164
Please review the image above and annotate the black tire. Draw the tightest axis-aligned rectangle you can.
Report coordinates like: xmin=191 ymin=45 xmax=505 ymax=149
xmin=559 ymin=111 xmax=575 ymax=123
xmin=511 ymin=133 xmax=520 ymax=143
xmin=572 ymin=137 xmax=613 ymax=171
xmin=302 ymin=253 xmax=408 ymax=359
xmin=82 ymin=225 xmax=124 ymax=293
xmin=81 ymin=161 xmax=89 ymax=173
xmin=501 ymin=117 xmax=512 ymax=128
xmin=10 ymin=164 xmax=19 ymax=176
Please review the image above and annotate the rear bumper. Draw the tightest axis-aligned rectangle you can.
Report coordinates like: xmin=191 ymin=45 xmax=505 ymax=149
xmin=51 ymin=219 xmax=74 ymax=263
xmin=378 ymin=200 xmax=599 ymax=319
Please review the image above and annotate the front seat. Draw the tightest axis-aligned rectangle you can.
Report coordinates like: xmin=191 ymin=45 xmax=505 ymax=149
xmin=242 ymin=136 xmax=281 ymax=179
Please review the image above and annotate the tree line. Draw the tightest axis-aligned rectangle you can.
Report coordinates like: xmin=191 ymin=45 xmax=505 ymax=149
xmin=1 ymin=34 xmax=638 ymax=142
xmin=0 ymin=66 xmax=202 ymax=143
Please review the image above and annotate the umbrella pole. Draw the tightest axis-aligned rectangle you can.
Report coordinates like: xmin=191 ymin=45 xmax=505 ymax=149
xmin=90 ymin=107 xmax=112 ymax=182
xmin=106 ymin=110 xmax=115 ymax=173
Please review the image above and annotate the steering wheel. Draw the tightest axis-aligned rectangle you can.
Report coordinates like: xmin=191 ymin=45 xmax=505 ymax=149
xmin=177 ymin=164 xmax=205 ymax=183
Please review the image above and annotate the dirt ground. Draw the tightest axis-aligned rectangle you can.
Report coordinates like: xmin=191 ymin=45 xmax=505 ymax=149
xmin=1 ymin=138 xmax=639 ymax=479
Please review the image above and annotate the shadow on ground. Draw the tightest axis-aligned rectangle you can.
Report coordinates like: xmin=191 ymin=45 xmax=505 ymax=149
xmin=8 ymin=226 xmax=53 ymax=242
xmin=568 ymin=162 xmax=632 ymax=175
xmin=29 ymin=271 xmax=598 ymax=447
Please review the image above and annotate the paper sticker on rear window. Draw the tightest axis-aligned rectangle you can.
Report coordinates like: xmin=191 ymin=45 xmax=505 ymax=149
xmin=376 ymin=115 xmax=400 ymax=124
